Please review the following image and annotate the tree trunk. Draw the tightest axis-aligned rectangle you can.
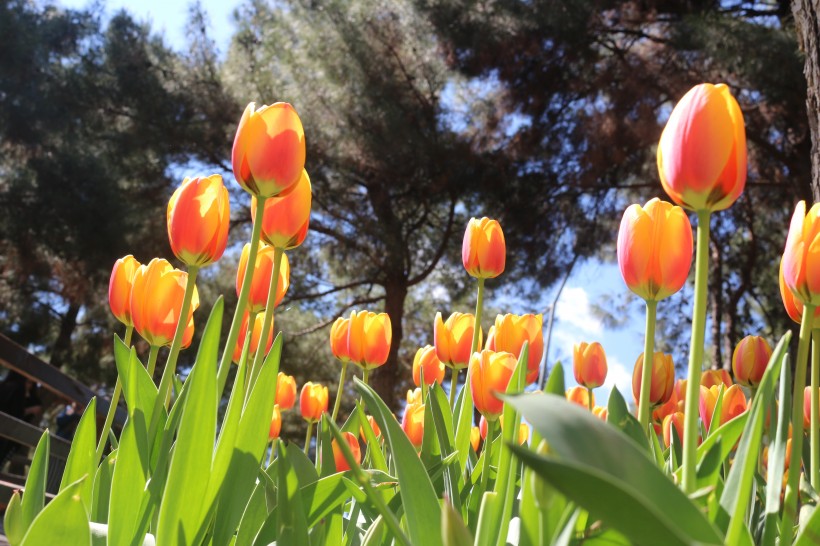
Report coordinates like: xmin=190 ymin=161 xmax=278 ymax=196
xmin=50 ymin=302 xmax=80 ymax=369
xmin=792 ymin=0 xmax=820 ymax=200
xmin=710 ymin=236 xmax=723 ymax=370
xmin=369 ymin=279 xmax=408 ymax=411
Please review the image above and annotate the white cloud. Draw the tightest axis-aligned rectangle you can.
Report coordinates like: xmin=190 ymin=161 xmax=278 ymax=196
xmin=602 ymin=355 xmax=634 ymax=403
xmin=554 ymin=286 xmax=603 ymax=335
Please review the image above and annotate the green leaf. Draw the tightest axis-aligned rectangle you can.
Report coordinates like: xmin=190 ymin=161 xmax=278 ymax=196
xmin=59 ymin=397 xmax=97 ymax=509
xmin=544 ymin=362 xmax=565 ymax=396
xmin=763 ymin=360 xmax=792 ymax=546
xmin=428 ymin=382 xmax=461 ymax=512
xmin=21 ymin=478 xmax=90 ymax=546
xmin=91 ymin=448 xmax=116 ymax=524
xmin=155 ymin=296 xmax=222 ymax=544
xmin=277 ymin=443 xmax=310 ymax=544
xmin=442 ymin=500 xmax=474 ymax=546
xmin=107 ymin=418 xmax=149 ymax=546
xmin=235 ymin=481 xmax=269 ymax=546
xmin=507 ymin=393 xmax=723 ymax=546
xmin=356 ymin=377 xmax=443 ymax=546
xmin=606 ymin=387 xmax=648 ymax=452
xmin=20 ymin=430 xmax=49 ymax=532
xmin=4 ymin=490 xmax=24 ymax=546
xmin=303 ymin=474 xmax=349 ymax=526
xmin=356 ymin=400 xmax=388 ymax=473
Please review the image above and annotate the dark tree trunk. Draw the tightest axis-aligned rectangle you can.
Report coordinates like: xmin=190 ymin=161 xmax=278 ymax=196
xmin=49 ymin=302 xmax=80 ymax=368
xmin=792 ymin=0 xmax=820 ymax=200
xmin=370 ymin=279 xmax=408 ymax=411
xmin=710 ymin=237 xmax=724 ymax=370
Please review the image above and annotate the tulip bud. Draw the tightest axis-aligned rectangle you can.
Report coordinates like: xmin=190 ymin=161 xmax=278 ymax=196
xmin=617 ymin=198 xmax=693 ymax=302
xmin=462 ymin=217 xmax=506 ymax=279
xmin=332 ymin=431 xmax=361 ymax=472
xmin=488 ymin=314 xmax=544 ymax=384
xmin=130 ymin=258 xmax=199 ymax=348
xmin=269 ymin=405 xmax=282 ymax=440
xmin=167 ymin=175 xmax=230 ymax=267
xmin=360 ymin=415 xmax=381 ymax=442
xmin=232 ymin=102 xmax=306 ymax=198
xmin=434 ymin=312 xmax=481 ymax=369
xmin=631 ymin=352 xmax=674 ymax=407
xmin=573 ymin=342 xmax=608 ymax=389
xmin=470 ymin=426 xmax=481 ymax=452
xmin=347 ymin=310 xmax=392 ymax=370
xmin=657 ymin=83 xmax=746 ymax=212
xmin=565 ymin=386 xmax=593 ymax=409
xmin=402 ymin=402 xmax=425 ymax=448
xmin=300 ymin=382 xmax=328 ymax=423
xmin=330 ymin=317 xmax=352 ymax=363
xmin=232 ymin=312 xmax=274 ymax=365
xmin=662 ymin=412 xmax=685 ymax=449
xmin=412 ymin=346 xmax=445 ymax=386
xmin=275 ymin=372 xmax=297 ymax=410
xmin=700 ymin=369 xmax=732 ymax=389
xmin=469 ymin=350 xmax=517 ymax=421
xmin=782 ymin=201 xmax=820 ymax=306
xmin=251 ymin=170 xmax=312 ymax=249
xmin=109 ymin=255 xmax=141 ymax=327
xmin=732 ymin=335 xmax=772 ymax=388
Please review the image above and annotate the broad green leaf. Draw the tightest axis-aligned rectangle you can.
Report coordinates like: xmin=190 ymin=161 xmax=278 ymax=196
xmin=507 ymin=393 xmax=724 ymax=546
xmin=319 ymin=415 xmax=336 ymax=477
xmin=303 ymin=474 xmax=349 ymax=526
xmin=21 ymin=479 xmax=90 ymax=546
xmin=91 ymin=448 xmax=116 ymax=524
xmin=20 ymin=430 xmax=49 ymax=532
xmin=277 ymin=444 xmax=310 ymax=544
xmin=235 ymin=481 xmax=268 ymax=546
xmin=356 ymin=377 xmax=444 ymax=546
xmin=544 ymin=362 xmax=565 ymax=395
xmin=356 ymin=400 xmax=387 ymax=473
xmin=442 ymin=500 xmax=474 ymax=546
xmin=59 ymin=397 xmax=97 ymax=508
xmin=763 ymin=360 xmax=791 ymax=546
xmin=474 ymin=491 xmax=502 ymax=545
xmin=108 ymin=418 xmax=149 ymax=546
xmin=606 ymin=387 xmax=648 ymax=452
xmin=428 ymin=382 xmax=461 ymax=512
xmin=795 ymin=501 xmax=820 ymax=546
xmin=155 ymin=296 xmax=222 ymax=544
xmin=4 ymin=490 xmax=24 ymax=546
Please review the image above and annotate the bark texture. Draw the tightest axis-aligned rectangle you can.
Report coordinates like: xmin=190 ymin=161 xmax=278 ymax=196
xmin=792 ymin=0 xmax=820 ymax=200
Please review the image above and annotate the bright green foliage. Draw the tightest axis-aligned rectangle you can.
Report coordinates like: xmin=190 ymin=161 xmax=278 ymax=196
xmin=20 ymin=479 xmax=91 ymax=546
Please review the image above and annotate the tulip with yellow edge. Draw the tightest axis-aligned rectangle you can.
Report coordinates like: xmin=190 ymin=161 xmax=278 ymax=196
xmin=435 ymin=311 xmax=482 ymax=407
xmin=487 ymin=313 xmax=544 ymax=384
xmin=573 ymin=341 xmax=607 ymax=409
xmin=300 ymin=382 xmax=328 ymax=455
xmin=732 ymin=335 xmax=772 ymax=389
xmin=252 ymin=170 xmax=312 ymax=250
xmin=347 ymin=310 xmax=392 ymax=381
xmin=662 ymin=412 xmax=686 ymax=449
xmin=413 ymin=345 xmax=445 ymax=387
xmin=402 ymin=402 xmax=425 ymax=449
xmin=166 ymin=174 xmax=230 ymax=268
xmin=700 ymin=369 xmax=732 ymax=389
xmin=330 ymin=316 xmax=352 ymax=422
xmin=275 ymin=372 xmax=297 ymax=411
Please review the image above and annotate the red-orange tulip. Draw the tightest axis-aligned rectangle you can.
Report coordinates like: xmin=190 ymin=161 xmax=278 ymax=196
xmin=300 ymin=382 xmax=328 ymax=423
xmin=232 ymin=312 xmax=274 ymax=364
xmin=662 ymin=412 xmax=685 ymax=449
xmin=130 ymin=258 xmax=199 ymax=348
xmin=251 ymin=170 xmax=311 ymax=250
xmin=732 ymin=335 xmax=772 ymax=388
xmin=657 ymin=83 xmax=746 ymax=212
xmin=573 ymin=341 xmax=608 ymax=389
xmin=347 ymin=310 xmax=392 ymax=369
xmin=470 ymin=350 xmax=517 ymax=420
xmin=332 ymin=431 xmax=361 ymax=472
xmin=486 ymin=314 xmax=544 ymax=384
xmin=269 ymin=405 xmax=281 ymax=440
xmin=434 ymin=312 xmax=481 ymax=369
xmin=109 ymin=255 xmax=141 ymax=327
xmin=360 ymin=415 xmax=381 ymax=442
xmin=782 ymin=201 xmax=820 ymax=306
xmin=232 ymin=102 xmax=306 ymax=198
xmin=166 ymin=175 xmax=230 ymax=267
xmin=462 ymin=217 xmax=506 ymax=279
xmin=330 ymin=317 xmax=352 ymax=363
xmin=617 ymin=198 xmax=693 ymax=302
xmin=412 ymin=345 xmax=445 ymax=386
xmin=566 ymin=386 xmax=594 ymax=409
xmin=402 ymin=402 xmax=425 ymax=448
xmin=700 ymin=369 xmax=732 ymax=389
xmin=780 ymin=261 xmax=820 ymax=326
xmin=236 ymin=243 xmax=290 ymax=314
xmin=276 ymin=372 xmax=297 ymax=410
xmin=631 ymin=352 xmax=674 ymax=407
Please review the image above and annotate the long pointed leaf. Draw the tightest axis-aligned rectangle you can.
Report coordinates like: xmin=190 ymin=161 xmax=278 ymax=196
xmin=21 ymin=479 xmax=90 ymax=546
xmin=59 ymin=397 xmax=97 ymax=509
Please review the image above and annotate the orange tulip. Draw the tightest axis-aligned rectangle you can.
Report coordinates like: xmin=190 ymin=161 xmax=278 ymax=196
xmin=470 ymin=350 xmax=517 ymax=420
xmin=780 ymin=261 xmax=820 ymax=326
xmin=232 ymin=312 xmax=275 ymax=365
xmin=479 ymin=415 xmax=488 ymax=439
xmin=631 ymin=352 xmax=674 ymax=407
xmin=721 ymin=384 xmax=748 ymax=424
xmin=330 ymin=317 xmax=352 ymax=363
xmin=662 ymin=412 xmax=686 ymax=449
xmin=251 ymin=170 xmax=312 ymax=250
xmin=276 ymin=372 xmax=297 ymax=410
xmin=434 ymin=312 xmax=481 ymax=369
xmin=782 ymin=201 xmax=820 ymax=306
xmin=657 ymin=83 xmax=746 ymax=212
xmin=462 ymin=217 xmax=506 ymax=279
xmin=407 ymin=387 xmax=423 ymax=406
xmin=300 ymin=382 xmax=328 ymax=423
xmin=653 ymin=383 xmax=682 ymax=424
xmin=701 ymin=369 xmax=732 ymax=389
xmin=347 ymin=310 xmax=392 ymax=369
xmin=573 ymin=341 xmax=608 ymax=389
xmin=332 ymin=431 xmax=361 ymax=472
xmin=232 ymin=102 xmax=306 ymax=198
xmin=109 ymin=255 xmax=141 ymax=327
xmin=360 ymin=415 xmax=381 ymax=442
xmin=486 ymin=314 xmax=544 ymax=384
xmin=130 ymin=258 xmax=199 ymax=348
xmin=566 ymin=386 xmax=594 ymax=408
xmin=166 ymin=175 xmax=230 ymax=267
xmin=617 ymin=198 xmax=692 ymax=302
xmin=269 ymin=405 xmax=281 ymax=440
xmin=470 ymin=426 xmax=481 ymax=452
xmin=412 ymin=346 xmax=445 ymax=386
xmin=592 ymin=406 xmax=608 ymax=421
xmin=236 ymin=243 xmax=290 ymax=314
xmin=732 ymin=335 xmax=772 ymax=388
xmin=402 ymin=402 xmax=425 ymax=448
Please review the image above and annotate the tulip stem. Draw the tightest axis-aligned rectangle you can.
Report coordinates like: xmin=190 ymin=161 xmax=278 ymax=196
xmin=362 ymin=369 xmax=370 ymax=387
xmin=781 ymin=303 xmax=815 ymax=546
xmin=241 ymin=311 xmax=258 ymax=391
xmin=637 ymin=299 xmax=658 ymax=434
xmin=146 ymin=344 xmax=160 ymax=377
xmin=587 ymin=388 xmax=593 ymax=412
xmin=471 ymin=278 xmax=486 ymax=355
xmin=217 ymin=196 xmax=268 ymax=397
xmin=480 ymin=418 xmax=495 ymax=492
xmin=812 ymin=330 xmax=820 ymax=489
xmin=449 ymin=368 xmax=459 ymax=409
xmin=249 ymin=246 xmax=284 ymax=388
xmin=681 ymin=210 xmax=710 ymax=494
xmin=332 ymin=360 xmax=348 ymax=422
xmin=304 ymin=422 xmax=314 ymax=456
xmin=94 ymin=325 xmax=133 ymax=463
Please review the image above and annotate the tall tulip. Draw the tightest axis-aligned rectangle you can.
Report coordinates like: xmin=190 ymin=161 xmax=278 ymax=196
xmin=232 ymin=312 xmax=274 ymax=365
xmin=236 ymin=243 xmax=290 ymax=314
xmin=487 ymin=313 xmax=544 ymax=384
xmin=732 ymin=335 xmax=772 ymax=389
xmin=573 ymin=341 xmax=608 ymax=394
xmin=462 ymin=217 xmax=506 ymax=279
xmin=232 ymin=102 xmax=306 ymax=198
xmin=469 ymin=350 xmax=517 ymax=421
xmin=275 ymin=372 xmax=297 ymax=410
xmin=252 ymin=170 xmax=312 ymax=250
xmin=166 ymin=174 xmax=230 ymax=268
xmin=109 ymin=255 xmax=142 ymax=329
xmin=631 ymin=352 xmax=675 ymax=408
xmin=413 ymin=345 xmax=445 ymax=387
xmin=402 ymin=402 xmax=425 ymax=449
xmin=435 ymin=311 xmax=481 ymax=407
xmin=658 ymin=83 xmax=747 ymax=494
xmin=300 ymin=382 xmax=328 ymax=456
xmin=347 ymin=310 xmax=392 ymax=374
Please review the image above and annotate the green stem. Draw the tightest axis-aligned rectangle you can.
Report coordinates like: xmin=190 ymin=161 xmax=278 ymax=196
xmin=249 ymin=246 xmax=284 ymax=388
xmin=471 ymin=278 xmax=486 ymax=354
xmin=638 ymin=299 xmax=658 ymax=434
xmin=449 ymin=367 xmax=459 ymax=408
xmin=362 ymin=369 xmax=370 ymax=386
xmin=304 ymin=421 xmax=314 ymax=456
xmin=813 ymin=330 xmax=820 ymax=490
xmin=587 ymin=387 xmax=593 ymax=412
xmin=146 ymin=345 xmax=160 ymax=377
xmin=681 ymin=210 xmax=711 ymax=493
xmin=94 ymin=325 xmax=133 ymax=462
xmin=216 ymin=195 xmax=268 ymax=396
xmin=332 ymin=360 xmax=348 ymax=422
xmin=480 ymin=418 xmax=496 ymax=492
xmin=781 ymin=303 xmax=815 ymax=546
xmin=241 ymin=311 xmax=258 ymax=392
